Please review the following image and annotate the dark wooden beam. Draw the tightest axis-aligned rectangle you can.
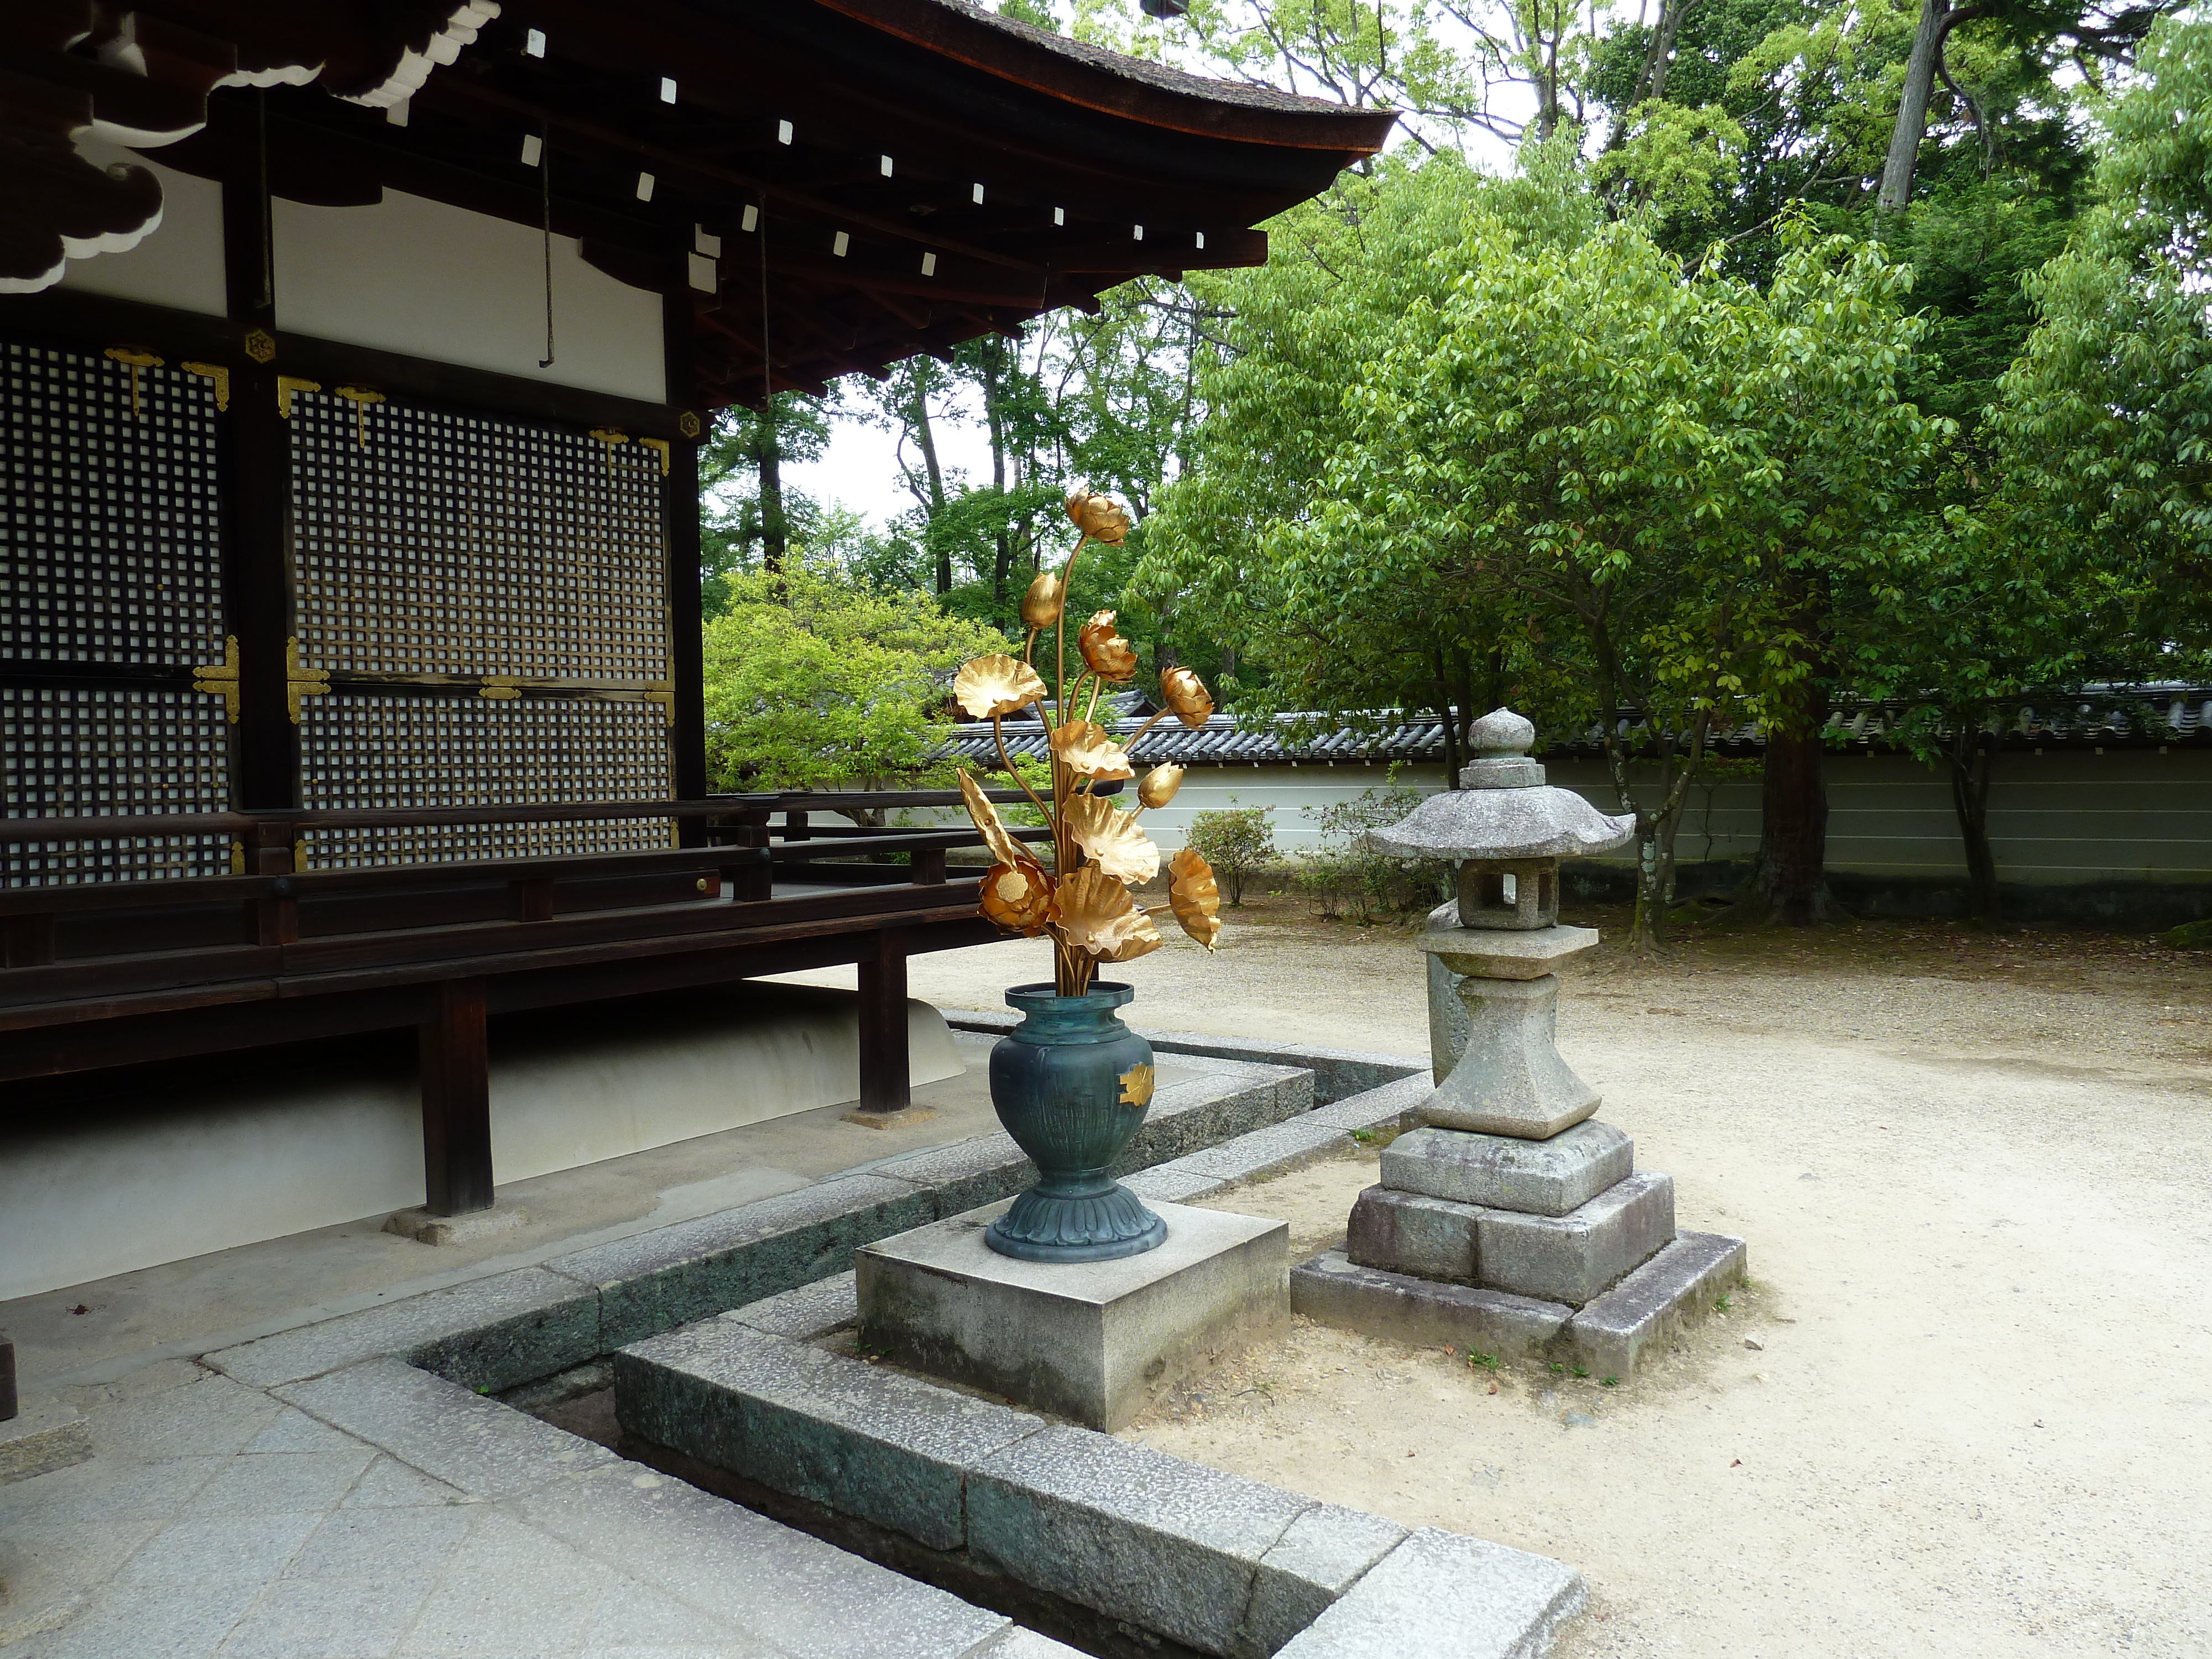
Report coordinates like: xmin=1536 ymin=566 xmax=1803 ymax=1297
xmin=855 ymin=928 xmax=912 ymax=1117
xmin=662 ymin=274 xmax=709 ymax=828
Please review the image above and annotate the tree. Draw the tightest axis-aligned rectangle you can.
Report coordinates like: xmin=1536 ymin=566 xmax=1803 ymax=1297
xmin=701 ymin=561 xmax=1016 ymax=818
xmin=1991 ymin=11 xmax=2212 ymax=665
xmin=699 ymin=393 xmax=832 ymax=612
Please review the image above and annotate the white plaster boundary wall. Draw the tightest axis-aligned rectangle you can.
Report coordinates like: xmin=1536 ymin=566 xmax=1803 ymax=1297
xmin=0 ymin=987 xmax=959 ymax=1301
xmin=915 ymin=748 xmax=2210 ymax=884
xmin=274 ymin=189 xmax=666 ymax=403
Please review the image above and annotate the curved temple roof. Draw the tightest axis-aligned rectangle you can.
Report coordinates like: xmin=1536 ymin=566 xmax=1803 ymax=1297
xmin=2 ymin=0 xmax=1396 ymax=404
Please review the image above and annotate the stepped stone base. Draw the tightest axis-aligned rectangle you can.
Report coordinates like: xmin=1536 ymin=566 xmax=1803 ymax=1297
xmin=1296 ymin=1231 xmax=1746 ymax=1378
xmin=1347 ymin=1170 xmax=1675 ymax=1307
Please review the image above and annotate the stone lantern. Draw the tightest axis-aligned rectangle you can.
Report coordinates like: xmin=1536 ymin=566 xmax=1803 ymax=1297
xmin=1287 ymin=708 xmax=1747 ymax=1378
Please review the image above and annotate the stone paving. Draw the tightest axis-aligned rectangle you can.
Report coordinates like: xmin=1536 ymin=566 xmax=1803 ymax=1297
xmin=0 ymin=1355 xmax=1065 ymax=1659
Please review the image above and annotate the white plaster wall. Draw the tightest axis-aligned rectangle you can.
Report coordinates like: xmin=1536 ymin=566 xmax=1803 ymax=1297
xmin=273 ymin=189 xmax=666 ymax=403
xmin=59 ymin=138 xmax=228 ymax=316
xmin=0 ymin=988 xmax=958 ymax=1301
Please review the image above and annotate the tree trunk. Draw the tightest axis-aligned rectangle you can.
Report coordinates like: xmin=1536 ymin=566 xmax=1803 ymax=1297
xmin=1947 ymin=726 xmax=2000 ymax=921
xmin=984 ymin=349 xmax=1011 ymax=606
xmin=1879 ymin=0 xmax=1974 ymax=211
xmin=757 ymin=400 xmax=786 ymax=576
xmin=1751 ymin=713 xmax=1836 ymax=924
xmin=1639 ymin=0 xmax=1694 ymax=104
xmin=908 ymin=382 xmax=950 ymax=593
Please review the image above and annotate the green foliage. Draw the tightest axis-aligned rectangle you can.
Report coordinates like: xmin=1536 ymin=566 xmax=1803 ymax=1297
xmin=698 ymin=394 xmax=832 ymax=615
xmin=701 ymin=561 xmax=1015 ymax=798
xmin=1990 ymin=13 xmax=2212 ymax=661
xmin=1184 ymin=806 xmax=1275 ymax=905
xmin=1297 ymin=787 xmax=1442 ymax=923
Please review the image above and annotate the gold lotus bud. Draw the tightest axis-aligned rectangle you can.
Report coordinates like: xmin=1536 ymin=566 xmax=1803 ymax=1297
xmin=1159 ymin=666 xmax=1214 ymax=728
xmin=1052 ymin=864 xmax=1163 ymax=962
xmin=1021 ymin=571 xmax=1065 ymax=629
xmin=1048 ymin=719 xmax=1134 ymax=781
xmin=1167 ymin=847 xmax=1222 ymax=952
xmin=1138 ymin=764 xmax=1185 ymax=810
xmin=980 ymin=858 xmax=1055 ymax=937
xmin=1065 ymin=794 xmax=1160 ymax=886
xmin=1078 ymin=611 xmax=1139 ymax=681
xmin=957 ymin=769 xmax=1026 ymax=868
xmin=954 ymin=653 xmax=1047 ymax=721
xmin=1065 ymin=488 xmax=1131 ymax=546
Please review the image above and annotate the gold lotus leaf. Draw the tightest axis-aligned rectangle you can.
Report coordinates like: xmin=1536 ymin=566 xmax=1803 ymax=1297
xmin=1065 ymin=488 xmax=1131 ymax=545
xmin=1048 ymin=719 xmax=1134 ymax=780
xmin=1168 ymin=846 xmax=1222 ymax=952
xmin=957 ymin=769 xmax=1026 ymax=868
xmin=1052 ymin=864 xmax=1162 ymax=961
xmin=954 ymin=653 xmax=1046 ymax=720
xmin=1138 ymin=763 xmax=1185 ymax=810
xmin=980 ymin=857 xmax=1055 ymax=937
xmin=1078 ymin=610 xmax=1139 ymax=681
xmin=1064 ymin=794 xmax=1160 ymax=886
xmin=1021 ymin=570 xmax=1065 ymax=629
xmin=1159 ymin=666 xmax=1214 ymax=729
xmin=1119 ymin=1062 xmax=1155 ymax=1108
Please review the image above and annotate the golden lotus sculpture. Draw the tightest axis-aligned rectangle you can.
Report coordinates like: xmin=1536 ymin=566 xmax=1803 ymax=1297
xmin=954 ymin=488 xmax=1224 ymax=1265
xmin=953 ymin=488 xmax=1223 ymax=997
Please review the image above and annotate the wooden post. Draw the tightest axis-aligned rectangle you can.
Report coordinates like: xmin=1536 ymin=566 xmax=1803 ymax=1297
xmin=420 ymin=978 xmax=494 ymax=1215
xmin=854 ymin=930 xmax=910 ymax=1117
xmin=662 ymin=279 xmax=708 ymax=841
xmin=912 ymin=847 xmax=947 ymax=884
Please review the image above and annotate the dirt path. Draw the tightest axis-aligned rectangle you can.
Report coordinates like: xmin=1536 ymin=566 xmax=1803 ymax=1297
xmin=788 ymin=899 xmax=2212 ymax=1656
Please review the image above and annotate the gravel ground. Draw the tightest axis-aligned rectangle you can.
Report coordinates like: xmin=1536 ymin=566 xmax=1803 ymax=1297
xmin=794 ymin=898 xmax=2212 ymax=1658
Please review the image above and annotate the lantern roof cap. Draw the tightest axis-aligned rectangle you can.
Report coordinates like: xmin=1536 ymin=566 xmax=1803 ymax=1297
xmin=1364 ymin=708 xmax=1636 ymax=862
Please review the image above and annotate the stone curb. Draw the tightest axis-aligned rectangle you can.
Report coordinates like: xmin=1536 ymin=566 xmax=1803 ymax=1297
xmin=205 ymin=1055 xmax=1309 ymax=1394
xmin=617 ymin=1312 xmax=1578 ymax=1659
xmin=945 ymin=1012 xmax=1423 ymax=1107
xmin=1274 ymin=1525 xmax=1586 ymax=1659
xmin=0 ymin=1399 xmax=91 ymax=1486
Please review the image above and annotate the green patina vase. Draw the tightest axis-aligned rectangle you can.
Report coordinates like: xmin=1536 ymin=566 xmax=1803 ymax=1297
xmin=985 ymin=980 xmax=1168 ymax=1262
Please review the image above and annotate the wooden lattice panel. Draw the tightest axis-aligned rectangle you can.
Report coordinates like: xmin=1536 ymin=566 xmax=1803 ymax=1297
xmin=289 ymin=390 xmax=670 ymax=684
xmin=0 ymin=341 xmax=226 ymax=669
xmin=1 ymin=684 xmax=231 ymax=884
xmin=298 ymin=694 xmax=672 ymax=868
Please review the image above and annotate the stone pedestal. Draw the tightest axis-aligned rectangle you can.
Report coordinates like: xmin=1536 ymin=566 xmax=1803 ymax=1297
xmin=1415 ymin=925 xmax=1604 ymax=1138
xmin=857 ymin=1199 xmax=1288 ymax=1430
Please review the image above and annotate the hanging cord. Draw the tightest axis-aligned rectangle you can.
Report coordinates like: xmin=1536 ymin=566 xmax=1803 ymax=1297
xmin=255 ymin=90 xmax=274 ymax=310
xmin=539 ymin=124 xmax=556 ymax=368
xmin=757 ymin=192 xmax=772 ymax=410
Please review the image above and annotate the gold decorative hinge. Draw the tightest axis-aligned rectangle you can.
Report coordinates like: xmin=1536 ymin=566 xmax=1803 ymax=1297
xmin=285 ymin=638 xmax=330 ymax=722
xmin=180 ymin=361 xmax=231 ymax=411
xmin=645 ymin=688 xmax=675 ymax=727
xmin=639 ymin=437 xmax=670 ymax=476
xmin=276 ymin=375 xmax=322 ymax=419
xmin=479 ymin=675 xmax=525 ymax=700
xmin=192 ymin=635 xmax=242 ymax=723
xmin=334 ymin=384 xmax=384 ymax=447
xmin=104 ymin=346 xmax=164 ymax=417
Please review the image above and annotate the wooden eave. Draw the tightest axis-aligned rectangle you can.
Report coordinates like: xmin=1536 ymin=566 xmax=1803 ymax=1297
xmin=1 ymin=0 xmax=1396 ymax=405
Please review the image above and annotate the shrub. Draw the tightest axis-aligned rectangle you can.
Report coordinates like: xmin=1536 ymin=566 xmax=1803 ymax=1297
xmin=1303 ymin=787 xmax=1449 ymax=922
xmin=1186 ymin=806 xmax=1275 ymax=906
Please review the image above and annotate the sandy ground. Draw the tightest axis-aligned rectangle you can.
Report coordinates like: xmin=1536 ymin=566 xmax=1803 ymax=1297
xmin=790 ymin=899 xmax=2212 ymax=1658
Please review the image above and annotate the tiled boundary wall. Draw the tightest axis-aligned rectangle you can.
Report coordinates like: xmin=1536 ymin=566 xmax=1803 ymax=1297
xmin=909 ymin=749 xmax=2212 ymax=921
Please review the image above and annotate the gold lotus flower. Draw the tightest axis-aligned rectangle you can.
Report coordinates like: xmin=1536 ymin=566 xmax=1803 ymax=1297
xmin=1159 ymin=665 xmax=1214 ymax=728
xmin=954 ymin=653 xmax=1046 ymax=720
xmin=1078 ymin=611 xmax=1138 ymax=681
xmin=980 ymin=858 xmax=1055 ymax=936
xmin=1066 ymin=488 xmax=1131 ymax=545
xmin=1065 ymin=794 xmax=1160 ymax=885
xmin=1138 ymin=764 xmax=1185 ymax=810
xmin=1168 ymin=847 xmax=1222 ymax=952
xmin=1049 ymin=719 xmax=1134 ymax=781
xmin=1052 ymin=865 xmax=1162 ymax=961
xmin=957 ymin=769 xmax=1026 ymax=868
xmin=1021 ymin=571 xmax=1065 ymax=629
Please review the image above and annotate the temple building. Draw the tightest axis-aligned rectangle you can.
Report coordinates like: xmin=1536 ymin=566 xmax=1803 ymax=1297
xmin=0 ymin=0 xmax=1391 ymax=1295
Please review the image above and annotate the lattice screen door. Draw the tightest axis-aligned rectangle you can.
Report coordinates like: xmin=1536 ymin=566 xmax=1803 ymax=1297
xmin=286 ymin=386 xmax=675 ymax=868
xmin=1 ymin=339 xmax=233 ymax=885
